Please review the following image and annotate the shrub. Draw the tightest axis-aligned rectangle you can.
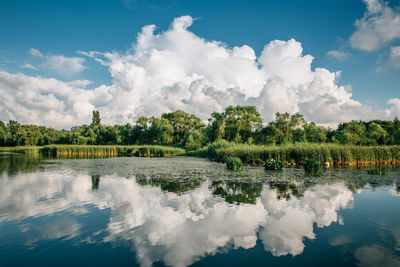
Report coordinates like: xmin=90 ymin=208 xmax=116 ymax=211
xmin=265 ymin=159 xmax=283 ymax=171
xmin=225 ymin=156 xmax=244 ymax=172
xmin=304 ymin=158 xmax=323 ymax=175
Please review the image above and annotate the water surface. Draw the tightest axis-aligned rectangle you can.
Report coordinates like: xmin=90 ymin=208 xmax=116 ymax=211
xmin=0 ymin=152 xmax=399 ymax=267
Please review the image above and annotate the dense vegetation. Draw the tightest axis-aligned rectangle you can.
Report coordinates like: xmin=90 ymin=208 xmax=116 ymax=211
xmin=205 ymin=142 xmax=400 ymax=166
xmin=1 ymin=106 xmax=400 ymax=152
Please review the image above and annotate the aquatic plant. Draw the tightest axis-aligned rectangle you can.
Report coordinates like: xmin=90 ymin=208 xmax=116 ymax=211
xmin=264 ymin=159 xmax=283 ymax=171
xmin=304 ymin=158 xmax=323 ymax=176
xmin=225 ymin=156 xmax=244 ymax=172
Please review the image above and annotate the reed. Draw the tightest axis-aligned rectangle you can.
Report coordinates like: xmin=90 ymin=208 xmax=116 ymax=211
xmin=0 ymin=146 xmax=41 ymax=154
xmin=40 ymin=145 xmax=185 ymax=157
xmin=225 ymin=156 xmax=244 ymax=172
xmin=209 ymin=143 xmax=400 ymax=167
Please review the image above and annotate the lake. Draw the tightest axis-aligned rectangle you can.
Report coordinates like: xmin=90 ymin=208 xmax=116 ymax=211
xmin=0 ymin=152 xmax=399 ymax=267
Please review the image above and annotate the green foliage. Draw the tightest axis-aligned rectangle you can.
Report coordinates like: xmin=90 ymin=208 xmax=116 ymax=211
xmin=183 ymin=130 xmax=207 ymax=151
xmin=303 ymin=158 xmax=323 ymax=176
xmin=210 ymin=143 xmax=400 ymax=167
xmin=1 ymin=108 xmax=400 ymax=153
xmin=265 ymin=159 xmax=283 ymax=171
xmin=161 ymin=110 xmax=205 ymax=145
xmin=225 ymin=156 xmax=244 ymax=172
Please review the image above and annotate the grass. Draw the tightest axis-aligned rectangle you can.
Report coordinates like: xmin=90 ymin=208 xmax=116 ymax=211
xmin=304 ymin=158 xmax=323 ymax=176
xmin=205 ymin=142 xmax=400 ymax=167
xmin=225 ymin=156 xmax=244 ymax=172
xmin=1 ymin=145 xmax=185 ymax=157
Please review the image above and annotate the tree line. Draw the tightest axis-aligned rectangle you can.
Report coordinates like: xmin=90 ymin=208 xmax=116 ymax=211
xmin=1 ymin=106 xmax=400 ymax=150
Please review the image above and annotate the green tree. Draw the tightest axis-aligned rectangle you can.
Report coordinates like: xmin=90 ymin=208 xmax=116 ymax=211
xmin=206 ymin=112 xmax=226 ymax=142
xmin=162 ymin=110 xmax=205 ymax=144
xmin=147 ymin=118 xmax=174 ymax=145
xmin=224 ymin=105 xmax=263 ymax=143
xmin=366 ymin=122 xmax=387 ymax=145
xmin=304 ymin=122 xmax=327 ymax=143
xmin=343 ymin=121 xmax=366 ymax=145
xmin=274 ymin=112 xmax=305 ymax=143
xmin=91 ymin=110 xmax=101 ymax=127
xmin=184 ymin=130 xmax=207 ymax=151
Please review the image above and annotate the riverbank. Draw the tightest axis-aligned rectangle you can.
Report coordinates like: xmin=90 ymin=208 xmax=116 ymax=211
xmin=2 ymin=143 xmax=400 ymax=166
xmin=0 ymin=145 xmax=185 ymax=157
xmin=202 ymin=142 xmax=400 ymax=167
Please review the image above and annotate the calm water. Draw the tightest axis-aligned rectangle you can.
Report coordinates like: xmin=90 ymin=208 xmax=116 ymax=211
xmin=0 ymin=152 xmax=399 ymax=267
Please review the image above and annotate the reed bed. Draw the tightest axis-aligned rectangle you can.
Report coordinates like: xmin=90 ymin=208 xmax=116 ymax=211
xmin=0 ymin=146 xmax=41 ymax=154
xmin=208 ymin=143 xmax=400 ymax=167
xmin=40 ymin=145 xmax=185 ymax=157
xmin=1 ymin=145 xmax=184 ymax=157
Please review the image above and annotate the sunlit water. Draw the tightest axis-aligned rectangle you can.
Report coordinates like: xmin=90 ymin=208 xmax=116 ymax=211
xmin=0 ymin=152 xmax=399 ymax=267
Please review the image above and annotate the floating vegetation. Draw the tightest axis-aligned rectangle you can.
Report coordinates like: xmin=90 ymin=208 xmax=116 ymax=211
xmin=225 ymin=156 xmax=244 ymax=172
xmin=304 ymin=158 xmax=323 ymax=176
xmin=264 ymin=159 xmax=283 ymax=171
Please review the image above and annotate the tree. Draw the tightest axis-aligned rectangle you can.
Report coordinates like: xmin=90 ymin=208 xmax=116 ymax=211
xmin=147 ymin=118 xmax=174 ymax=145
xmin=6 ymin=120 xmax=21 ymax=146
xmin=304 ymin=122 xmax=327 ymax=143
xmin=206 ymin=112 xmax=226 ymax=143
xmin=184 ymin=130 xmax=207 ymax=151
xmin=274 ymin=112 xmax=305 ymax=143
xmin=223 ymin=105 xmax=262 ymax=143
xmin=343 ymin=121 xmax=365 ymax=145
xmin=254 ymin=123 xmax=284 ymax=145
xmin=0 ymin=121 xmax=6 ymax=146
xmin=162 ymin=110 xmax=205 ymax=144
xmin=91 ymin=110 xmax=101 ymax=127
xmin=366 ymin=122 xmax=387 ymax=145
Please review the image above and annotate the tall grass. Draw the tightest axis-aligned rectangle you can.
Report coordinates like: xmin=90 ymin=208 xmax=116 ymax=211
xmin=0 ymin=146 xmax=41 ymax=154
xmin=41 ymin=145 xmax=185 ymax=157
xmin=206 ymin=143 xmax=400 ymax=166
xmin=1 ymin=145 xmax=185 ymax=157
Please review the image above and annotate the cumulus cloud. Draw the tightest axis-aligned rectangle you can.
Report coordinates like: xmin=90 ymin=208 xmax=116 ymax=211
xmin=389 ymin=45 xmax=400 ymax=67
xmin=326 ymin=50 xmax=351 ymax=60
xmin=387 ymin=98 xmax=400 ymax=116
xmin=350 ymin=0 xmax=400 ymax=51
xmin=20 ymin=63 xmax=37 ymax=70
xmin=0 ymin=15 xmax=399 ymax=128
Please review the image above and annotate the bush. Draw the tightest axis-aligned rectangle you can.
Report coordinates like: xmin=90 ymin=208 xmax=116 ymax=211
xmin=265 ymin=159 xmax=283 ymax=171
xmin=304 ymin=158 xmax=323 ymax=175
xmin=225 ymin=156 xmax=244 ymax=172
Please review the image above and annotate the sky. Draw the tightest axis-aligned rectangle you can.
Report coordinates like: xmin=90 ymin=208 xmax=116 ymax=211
xmin=0 ymin=0 xmax=399 ymax=129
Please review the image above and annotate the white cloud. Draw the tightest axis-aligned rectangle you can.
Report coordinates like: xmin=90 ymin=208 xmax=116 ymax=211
xmin=29 ymin=48 xmax=43 ymax=58
xmin=28 ymin=48 xmax=86 ymax=75
xmin=1 ymin=16 xmax=399 ymax=128
xmin=45 ymin=55 xmax=86 ymax=75
xmin=350 ymin=0 xmax=400 ymax=51
xmin=20 ymin=63 xmax=37 ymax=70
xmin=326 ymin=50 xmax=351 ymax=60
xmin=387 ymin=98 xmax=400 ymax=116
xmin=389 ymin=45 xmax=400 ymax=67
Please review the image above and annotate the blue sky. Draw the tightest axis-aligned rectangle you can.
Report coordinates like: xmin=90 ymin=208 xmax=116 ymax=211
xmin=0 ymin=0 xmax=399 ymax=128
